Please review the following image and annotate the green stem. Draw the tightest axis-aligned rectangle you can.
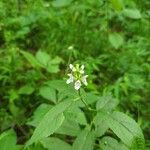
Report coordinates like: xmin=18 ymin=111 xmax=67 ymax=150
xmin=78 ymin=90 xmax=96 ymax=112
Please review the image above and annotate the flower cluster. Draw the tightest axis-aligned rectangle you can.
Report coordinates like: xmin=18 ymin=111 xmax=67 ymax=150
xmin=66 ymin=64 xmax=88 ymax=90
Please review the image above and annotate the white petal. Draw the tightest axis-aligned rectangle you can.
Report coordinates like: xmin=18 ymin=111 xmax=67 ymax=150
xmin=82 ymin=75 xmax=88 ymax=86
xmin=66 ymin=74 xmax=74 ymax=84
xmin=67 ymin=73 xmax=72 ymax=77
xmin=80 ymin=70 xmax=84 ymax=74
xmin=66 ymin=79 xmax=71 ymax=84
xmin=74 ymin=80 xmax=81 ymax=90
xmin=72 ymin=67 xmax=76 ymax=72
xmin=81 ymin=65 xmax=84 ymax=70
xmin=69 ymin=64 xmax=73 ymax=70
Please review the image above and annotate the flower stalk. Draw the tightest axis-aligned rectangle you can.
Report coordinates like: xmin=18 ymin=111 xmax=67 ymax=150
xmin=78 ymin=89 xmax=96 ymax=112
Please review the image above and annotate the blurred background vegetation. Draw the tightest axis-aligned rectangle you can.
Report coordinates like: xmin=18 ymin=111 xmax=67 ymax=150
xmin=0 ymin=0 xmax=149 ymax=149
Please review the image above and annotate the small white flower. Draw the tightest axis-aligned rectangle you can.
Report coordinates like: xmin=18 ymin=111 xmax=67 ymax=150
xmin=66 ymin=74 xmax=74 ymax=84
xmin=81 ymin=65 xmax=84 ymax=70
xmin=69 ymin=64 xmax=76 ymax=72
xmin=74 ymin=80 xmax=81 ymax=90
xmin=79 ymin=65 xmax=85 ymax=74
xmin=80 ymin=70 xmax=84 ymax=74
xmin=82 ymin=75 xmax=88 ymax=86
xmin=69 ymin=64 xmax=73 ymax=70
xmin=66 ymin=64 xmax=88 ymax=90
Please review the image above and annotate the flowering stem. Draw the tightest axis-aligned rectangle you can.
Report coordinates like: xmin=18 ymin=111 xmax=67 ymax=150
xmin=78 ymin=90 xmax=96 ymax=112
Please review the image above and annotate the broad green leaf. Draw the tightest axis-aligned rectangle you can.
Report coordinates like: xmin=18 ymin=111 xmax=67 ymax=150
xmin=20 ymin=51 xmax=40 ymax=68
xmin=0 ymin=129 xmax=19 ymax=150
xmin=94 ymin=112 xmax=109 ymax=137
xmin=27 ymin=104 xmax=52 ymax=127
xmin=100 ymin=136 xmax=128 ymax=150
xmin=47 ymin=64 xmax=60 ymax=73
xmin=52 ymin=0 xmax=73 ymax=7
xmin=27 ymin=144 xmax=44 ymax=150
xmin=19 ymin=85 xmax=34 ymax=95
xmin=56 ymin=118 xmax=81 ymax=136
xmin=36 ymin=51 xmax=50 ymax=67
xmin=109 ymin=33 xmax=124 ymax=49
xmin=123 ymin=9 xmax=141 ymax=19
xmin=72 ymin=129 xmax=94 ymax=150
xmin=39 ymin=86 xmax=56 ymax=103
xmin=40 ymin=137 xmax=71 ymax=150
xmin=96 ymin=94 xmax=118 ymax=111
xmin=46 ymin=57 xmax=62 ymax=73
xmin=95 ymin=111 xmax=145 ymax=149
xmin=46 ymin=80 xmax=71 ymax=92
xmin=111 ymin=112 xmax=145 ymax=149
xmin=26 ymin=100 xmax=73 ymax=147
xmin=110 ymin=0 xmax=124 ymax=11
xmin=66 ymin=105 xmax=87 ymax=125
xmin=46 ymin=80 xmax=78 ymax=100
xmin=50 ymin=56 xmax=62 ymax=65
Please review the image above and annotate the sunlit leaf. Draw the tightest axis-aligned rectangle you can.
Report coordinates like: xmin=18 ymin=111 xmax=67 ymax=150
xmin=36 ymin=51 xmax=50 ymax=67
xmin=109 ymin=33 xmax=124 ymax=49
xmin=72 ymin=129 xmax=94 ymax=150
xmin=123 ymin=9 xmax=141 ymax=19
xmin=26 ymin=100 xmax=73 ymax=147
xmin=40 ymin=137 xmax=71 ymax=150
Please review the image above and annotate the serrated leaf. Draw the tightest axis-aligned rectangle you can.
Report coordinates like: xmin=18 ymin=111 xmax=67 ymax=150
xmin=94 ymin=112 xmax=109 ymax=137
xmin=66 ymin=105 xmax=87 ymax=125
xmin=72 ymin=129 xmax=94 ymax=150
xmin=26 ymin=100 xmax=73 ymax=147
xmin=96 ymin=94 xmax=119 ymax=111
xmin=109 ymin=33 xmax=124 ymax=49
xmin=100 ymin=136 xmax=128 ymax=150
xmin=56 ymin=118 xmax=81 ymax=136
xmin=27 ymin=104 xmax=52 ymax=127
xmin=123 ymin=9 xmax=141 ymax=19
xmin=95 ymin=111 xmax=145 ymax=149
xmin=36 ymin=51 xmax=50 ymax=67
xmin=39 ymin=86 xmax=56 ymax=103
xmin=40 ymin=137 xmax=71 ymax=150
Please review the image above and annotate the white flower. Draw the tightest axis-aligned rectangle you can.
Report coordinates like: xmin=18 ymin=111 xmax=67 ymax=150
xmin=69 ymin=64 xmax=73 ymax=70
xmin=66 ymin=74 xmax=74 ymax=84
xmin=74 ymin=80 xmax=81 ymax=90
xmin=66 ymin=64 xmax=88 ymax=90
xmin=81 ymin=65 xmax=84 ymax=70
xmin=80 ymin=65 xmax=85 ymax=74
xmin=69 ymin=64 xmax=76 ymax=72
xmin=82 ymin=75 xmax=88 ymax=86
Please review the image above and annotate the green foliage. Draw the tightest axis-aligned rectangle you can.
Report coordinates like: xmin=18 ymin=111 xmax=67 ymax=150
xmin=0 ymin=0 xmax=149 ymax=149
xmin=26 ymin=100 xmax=72 ymax=146
xmin=40 ymin=137 xmax=71 ymax=150
xmin=100 ymin=136 xmax=128 ymax=150
xmin=72 ymin=129 xmax=94 ymax=150
xmin=0 ymin=130 xmax=21 ymax=150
